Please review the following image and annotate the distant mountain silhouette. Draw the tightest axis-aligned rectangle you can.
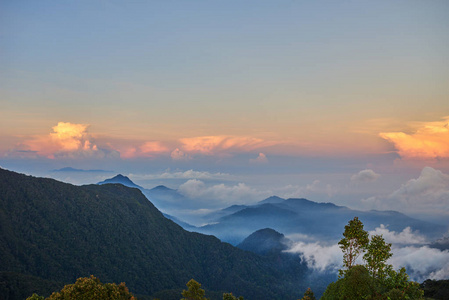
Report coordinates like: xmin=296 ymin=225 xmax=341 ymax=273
xmin=237 ymin=228 xmax=290 ymax=255
xmin=0 ymin=167 xmax=308 ymax=300
xmin=53 ymin=167 xmax=112 ymax=173
xmin=257 ymin=195 xmax=285 ymax=205
xmin=430 ymin=236 xmax=449 ymax=251
xmin=196 ymin=197 xmax=446 ymax=245
xmin=97 ymin=174 xmax=142 ymax=189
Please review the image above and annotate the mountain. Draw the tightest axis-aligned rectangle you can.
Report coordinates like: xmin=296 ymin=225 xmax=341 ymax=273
xmin=257 ymin=196 xmax=285 ymax=205
xmin=237 ymin=228 xmax=332 ymax=297
xmin=53 ymin=167 xmax=112 ymax=173
xmin=237 ymin=228 xmax=290 ymax=255
xmin=197 ymin=197 xmax=446 ymax=245
xmin=0 ymin=168 xmax=307 ymax=300
xmin=97 ymin=174 xmax=142 ymax=189
xmin=430 ymin=236 xmax=449 ymax=251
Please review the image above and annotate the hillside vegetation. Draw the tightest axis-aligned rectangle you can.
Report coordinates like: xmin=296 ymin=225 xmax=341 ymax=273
xmin=0 ymin=168 xmax=308 ymax=299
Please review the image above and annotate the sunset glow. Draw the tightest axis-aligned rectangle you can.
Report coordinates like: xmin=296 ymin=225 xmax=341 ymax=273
xmin=0 ymin=0 xmax=447 ymax=217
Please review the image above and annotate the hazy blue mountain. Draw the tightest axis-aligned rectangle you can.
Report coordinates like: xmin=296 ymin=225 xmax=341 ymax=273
xmin=163 ymin=213 xmax=197 ymax=231
xmin=257 ymin=195 xmax=285 ymax=205
xmin=237 ymin=228 xmax=333 ymax=297
xmin=237 ymin=228 xmax=290 ymax=255
xmin=97 ymin=174 xmax=142 ymax=189
xmin=52 ymin=167 xmax=112 ymax=173
xmin=202 ymin=204 xmax=249 ymax=222
xmin=430 ymin=236 xmax=449 ymax=251
xmin=0 ymin=167 xmax=309 ymax=300
xmin=197 ymin=197 xmax=446 ymax=245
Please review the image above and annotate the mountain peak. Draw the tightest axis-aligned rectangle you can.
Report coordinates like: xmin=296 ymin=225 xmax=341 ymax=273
xmin=97 ymin=174 xmax=142 ymax=189
xmin=258 ymin=196 xmax=285 ymax=205
xmin=150 ymin=185 xmax=176 ymax=192
xmin=237 ymin=228 xmax=289 ymax=255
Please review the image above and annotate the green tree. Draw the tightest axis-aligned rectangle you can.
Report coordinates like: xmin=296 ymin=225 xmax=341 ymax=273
xmin=47 ymin=275 xmax=135 ymax=300
xmin=321 ymin=265 xmax=375 ymax=300
xmin=363 ymin=234 xmax=392 ymax=281
xmin=223 ymin=292 xmax=244 ymax=300
xmin=181 ymin=279 xmax=208 ymax=300
xmin=299 ymin=287 xmax=316 ymax=300
xmin=384 ymin=267 xmax=424 ymax=299
xmin=338 ymin=217 xmax=369 ymax=273
xmin=26 ymin=294 xmax=45 ymax=300
xmin=323 ymin=218 xmax=424 ymax=299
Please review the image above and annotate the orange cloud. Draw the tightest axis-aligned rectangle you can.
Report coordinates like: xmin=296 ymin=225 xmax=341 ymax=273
xmin=249 ymin=153 xmax=268 ymax=164
xmin=179 ymin=136 xmax=275 ymax=155
xmin=120 ymin=141 xmax=170 ymax=159
xmin=19 ymin=122 xmax=117 ymax=159
xmin=140 ymin=141 xmax=169 ymax=156
xmin=380 ymin=116 xmax=449 ymax=159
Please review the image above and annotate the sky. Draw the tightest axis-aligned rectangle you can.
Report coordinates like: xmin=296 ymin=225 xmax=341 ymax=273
xmin=1 ymin=1 xmax=449 ymax=222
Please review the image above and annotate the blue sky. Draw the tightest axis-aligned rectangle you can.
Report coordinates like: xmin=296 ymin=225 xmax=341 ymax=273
xmin=1 ymin=0 xmax=449 ymax=220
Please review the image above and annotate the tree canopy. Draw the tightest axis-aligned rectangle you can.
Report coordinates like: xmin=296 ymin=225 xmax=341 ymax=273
xmin=26 ymin=276 xmax=135 ymax=300
xmin=322 ymin=217 xmax=424 ymax=299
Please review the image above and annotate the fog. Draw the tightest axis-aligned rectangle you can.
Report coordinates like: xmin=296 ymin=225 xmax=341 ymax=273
xmin=286 ymin=226 xmax=449 ymax=282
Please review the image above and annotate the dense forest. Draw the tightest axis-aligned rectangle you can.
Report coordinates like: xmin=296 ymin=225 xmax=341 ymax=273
xmin=0 ymin=168 xmax=310 ymax=299
xmin=1 ymin=168 xmax=448 ymax=300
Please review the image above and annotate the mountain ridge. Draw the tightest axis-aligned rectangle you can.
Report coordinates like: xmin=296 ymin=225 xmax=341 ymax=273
xmin=0 ymin=167 xmax=308 ymax=300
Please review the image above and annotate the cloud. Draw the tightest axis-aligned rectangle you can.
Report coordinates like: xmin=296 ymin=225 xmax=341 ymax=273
xmin=130 ymin=170 xmax=230 ymax=181
xmin=277 ymin=180 xmax=337 ymax=199
xmin=286 ymin=241 xmax=342 ymax=272
xmin=390 ymin=246 xmax=449 ymax=281
xmin=171 ymin=148 xmax=191 ymax=161
xmin=286 ymin=227 xmax=449 ymax=281
xmin=18 ymin=122 xmax=118 ymax=159
xmin=177 ymin=179 xmax=268 ymax=206
xmin=369 ymin=225 xmax=427 ymax=245
xmin=351 ymin=169 xmax=380 ymax=183
xmin=121 ymin=141 xmax=170 ymax=158
xmin=179 ymin=135 xmax=275 ymax=156
xmin=380 ymin=116 xmax=449 ymax=159
xmin=249 ymin=153 xmax=268 ymax=164
xmin=361 ymin=167 xmax=449 ymax=215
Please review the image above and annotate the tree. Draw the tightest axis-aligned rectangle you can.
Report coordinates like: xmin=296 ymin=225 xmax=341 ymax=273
xmin=323 ymin=217 xmax=424 ymax=299
xmin=26 ymin=294 xmax=45 ymax=300
xmin=47 ymin=275 xmax=135 ymax=300
xmin=181 ymin=279 xmax=208 ymax=300
xmin=338 ymin=217 xmax=369 ymax=273
xmin=223 ymin=292 xmax=244 ymax=300
xmin=363 ymin=234 xmax=392 ymax=281
xmin=299 ymin=287 xmax=316 ymax=300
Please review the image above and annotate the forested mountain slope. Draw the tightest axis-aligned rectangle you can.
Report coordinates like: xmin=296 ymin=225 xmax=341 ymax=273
xmin=0 ymin=168 xmax=306 ymax=300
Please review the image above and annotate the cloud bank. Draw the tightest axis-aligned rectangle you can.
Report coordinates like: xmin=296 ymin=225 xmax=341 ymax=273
xmin=351 ymin=169 xmax=380 ymax=183
xmin=286 ymin=226 xmax=449 ymax=281
xmin=380 ymin=116 xmax=449 ymax=159
xmin=362 ymin=167 xmax=449 ymax=215
xmin=179 ymin=135 xmax=275 ymax=156
xmin=17 ymin=122 xmax=119 ymax=159
xmin=178 ymin=179 xmax=268 ymax=206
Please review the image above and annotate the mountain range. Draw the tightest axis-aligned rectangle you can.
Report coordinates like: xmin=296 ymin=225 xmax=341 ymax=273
xmin=99 ymin=174 xmax=447 ymax=246
xmin=0 ymin=168 xmax=311 ymax=300
xmin=197 ymin=197 xmax=446 ymax=245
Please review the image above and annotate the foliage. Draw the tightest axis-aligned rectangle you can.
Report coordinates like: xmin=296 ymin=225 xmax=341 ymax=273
xmin=26 ymin=294 xmax=44 ymax=300
xmin=420 ymin=279 xmax=449 ymax=300
xmin=47 ymin=275 xmax=135 ymax=300
xmin=222 ymin=292 xmax=244 ymax=300
xmin=363 ymin=234 xmax=392 ymax=281
xmin=338 ymin=217 xmax=369 ymax=274
xmin=0 ymin=167 xmax=306 ymax=300
xmin=323 ymin=217 xmax=424 ymax=300
xmin=299 ymin=287 xmax=316 ymax=300
xmin=383 ymin=268 xmax=424 ymax=299
xmin=181 ymin=279 xmax=208 ymax=300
